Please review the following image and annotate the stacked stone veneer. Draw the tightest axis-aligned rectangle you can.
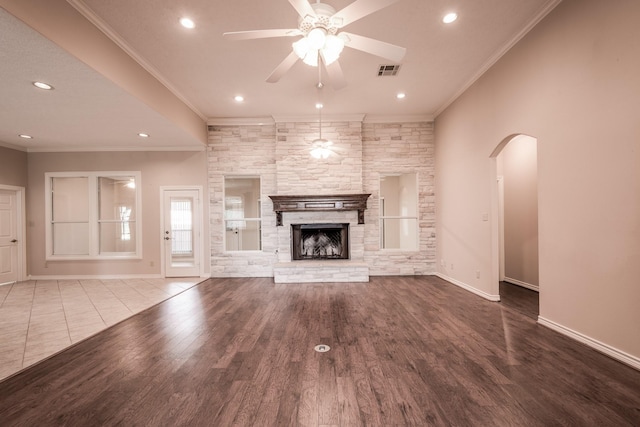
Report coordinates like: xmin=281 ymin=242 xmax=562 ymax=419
xmin=275 ymin=121 xmax=363 ymax=194
xmin=362 ymin=122 xmax=436 ymax=275
xmin=207 ymin=119 xmax=435 ymax=279
xmin=207 ymin=125 xmax=277 ymax=277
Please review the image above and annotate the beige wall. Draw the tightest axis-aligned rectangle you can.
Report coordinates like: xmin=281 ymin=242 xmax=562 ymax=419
xmin=27 ymin=150 xmax=209 ymax=277
xmin=0 ymin=146 xmax=27 ymax=187
xmin=500 ymin=135 xmax=538 ymax=288
xmin=435 ymin=0 xmax=640 ymax=360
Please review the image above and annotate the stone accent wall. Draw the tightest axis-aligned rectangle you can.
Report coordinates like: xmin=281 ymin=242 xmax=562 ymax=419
xmin=275 ymin=121 xmax=363 ymax=194
xmin=362 ymin=122 xmax=437 ymax=275
xmin=207 ymin=119 xmax=436 ymax=278
xmin=207 ymin=125 xmax=277 ymax=277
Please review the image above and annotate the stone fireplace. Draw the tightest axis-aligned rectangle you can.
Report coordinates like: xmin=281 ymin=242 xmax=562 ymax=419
xmin=270 ymin=194 xmax=370 ymax=283
xmin=291 ymin=223 xmax=349 ymax=261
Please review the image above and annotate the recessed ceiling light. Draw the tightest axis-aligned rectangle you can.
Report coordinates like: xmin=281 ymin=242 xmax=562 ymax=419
xmin=443 ymin=12 xmax=458 ymax=24
xmin=234 ymin=95 xmax=244 ymax=102
xmin=33 ymin=81 xmax=54 ymax=90
xmin=138 ymin=133 xmax=150 ymax=138
xmin=396 ymin=93 xmax=406 ymax=99
xmin=180 ymin=17 xmax=195 ymax=29
xmin=19 ymin=134 xmax=33 ymax=139
xmin=315 ymin=103 xmax=323 ymax=109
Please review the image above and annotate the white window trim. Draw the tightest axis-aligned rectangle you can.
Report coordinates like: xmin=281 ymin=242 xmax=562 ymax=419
xmin=45 ymin=171 xmax=142 ymax=260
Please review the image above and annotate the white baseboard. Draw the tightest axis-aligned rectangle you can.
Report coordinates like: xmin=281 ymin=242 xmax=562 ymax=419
xmin=28 ymin=274 xmax=164 ymax=280
xmin=432 ymin=272 xmax=500 ymax=302
xmin=538 ymin=316 xmax=640 ymax=371
xmin=503 ymin=277 xmax=539 ymax=292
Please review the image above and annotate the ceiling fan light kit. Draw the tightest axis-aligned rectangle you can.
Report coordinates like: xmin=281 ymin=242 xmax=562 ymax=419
xmin=310 ymin=140 xmax=333 ymax=159
xmin=293 ymin=32 xmax=345 ymax=66
xmin=223 ymin=0 xmax=406 ymax=87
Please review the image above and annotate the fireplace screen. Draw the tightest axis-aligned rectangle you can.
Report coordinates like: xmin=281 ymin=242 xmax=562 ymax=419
xmin=291 ymin=223 xmax=350 ymax=260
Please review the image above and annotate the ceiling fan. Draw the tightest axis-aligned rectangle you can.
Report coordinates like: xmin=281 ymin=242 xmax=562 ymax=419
xmin=223 ymin=0 xmax=406 ymax=89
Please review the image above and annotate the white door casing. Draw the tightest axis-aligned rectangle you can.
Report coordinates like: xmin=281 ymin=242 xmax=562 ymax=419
xmin=161 ymin=187 xmax=203 ymax=278
xmin=0 ymin=187 xmax=25 ymax=285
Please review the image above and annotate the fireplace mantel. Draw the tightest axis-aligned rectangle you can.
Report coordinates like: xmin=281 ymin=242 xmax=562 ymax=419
xmin=269 ymin=194 xmax=371 ymax=226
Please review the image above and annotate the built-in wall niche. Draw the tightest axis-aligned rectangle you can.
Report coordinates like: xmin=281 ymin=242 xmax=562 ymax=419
xmin=224 ymin=176 xmax=262 ymax=251
xmin=379 ymin=172 xmax=418 ymax=250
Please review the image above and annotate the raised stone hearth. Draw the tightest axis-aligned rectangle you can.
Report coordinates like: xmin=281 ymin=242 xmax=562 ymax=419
xmin=273 ymin=261 xmax=369 ymax=283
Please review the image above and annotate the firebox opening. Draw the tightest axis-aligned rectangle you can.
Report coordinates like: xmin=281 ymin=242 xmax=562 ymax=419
xmin=291 ymin=223 xmax=350 ymax=261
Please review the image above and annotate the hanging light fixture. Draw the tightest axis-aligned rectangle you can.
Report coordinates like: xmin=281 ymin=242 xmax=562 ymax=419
xmin=293 ymin=32 xmax=345 ymax=67
xmin=291 ymin=3 xmax=346 ymax=69
xmin=223 ymin=0 xmax=407 ymax=85
xmin=310 ymin=77 xmax=333 ymax=159
xmin=310 ymin=102 xmax=332 ymax=159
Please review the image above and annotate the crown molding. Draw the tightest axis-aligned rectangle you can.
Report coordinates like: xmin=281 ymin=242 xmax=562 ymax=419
xmin=0 ymin=141 xmax=28 ymax=152
xmin=207 ymin=117 xmax=275 ymax=126
xmin=208 ymin=114 xmax=434 ymax=125
xmin=272 ymin=114 xmax=366 ymax=123
xmin=363 ymin=114 xmax=434 ymax=123
xmin=434 ymin=0 xmax=562 ymax=118
xmin=66 ymin=0 xmax=206 ymax=121
xmin=25 ymin=145 xmax=205 ymax=153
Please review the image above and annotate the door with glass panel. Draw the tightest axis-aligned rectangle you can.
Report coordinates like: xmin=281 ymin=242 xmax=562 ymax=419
xmin=162 ymin=189 xmax=202 ymax=277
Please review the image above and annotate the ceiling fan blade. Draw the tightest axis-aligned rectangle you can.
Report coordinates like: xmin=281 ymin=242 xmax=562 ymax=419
xmin=266 ymin=51 xmax=300 ymax=83
xmin=324 ymin=60 xmax=347 ymax=90
xmin=288 ymin=0 xmax=317 ymax=19
xmin=332 ymin=0 xmax=400 ymax=28
xmin=223 ymin=29 xmax=302 ymax=41
xmin=341 ymin=32 xmax=406 ymax=62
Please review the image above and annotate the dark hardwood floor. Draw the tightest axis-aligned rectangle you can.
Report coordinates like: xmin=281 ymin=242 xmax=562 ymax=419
xmin=0 ymin=276 xmax=638 ymax=426
xmin=499 ymin=281 xmax=539 ymax=320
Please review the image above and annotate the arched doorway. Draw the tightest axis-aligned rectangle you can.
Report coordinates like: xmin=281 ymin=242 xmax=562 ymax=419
xmin=490 ymin=134 xmax=539 ymax=316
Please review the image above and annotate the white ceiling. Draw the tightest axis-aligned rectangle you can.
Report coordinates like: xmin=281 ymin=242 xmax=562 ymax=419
xmin=0 ymin=0 xmax=559 ymax=152
xmin=0 ymin=7 xmax=204 ymax=152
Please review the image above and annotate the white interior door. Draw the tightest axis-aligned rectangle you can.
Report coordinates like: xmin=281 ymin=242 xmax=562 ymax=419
xmin=0 ymin=189 xmax=19 ymax=285
xmin=162 ymin=188 xmax=202 ymax=277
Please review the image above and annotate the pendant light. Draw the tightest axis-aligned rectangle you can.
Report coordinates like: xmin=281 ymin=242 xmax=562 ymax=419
xmin=310 ymin=68 xmax=333 ymax=159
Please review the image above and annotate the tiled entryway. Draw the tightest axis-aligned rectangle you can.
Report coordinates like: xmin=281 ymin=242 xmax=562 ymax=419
xmin=0 ymin=277 xmax=204 ymax=381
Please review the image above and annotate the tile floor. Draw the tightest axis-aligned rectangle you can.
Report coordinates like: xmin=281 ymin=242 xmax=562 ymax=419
xmin=0 ymin=277 xmax=204 ymax=381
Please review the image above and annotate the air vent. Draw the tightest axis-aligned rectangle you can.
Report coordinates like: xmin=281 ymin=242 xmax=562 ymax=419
xmin=377 ymin=64 xmax=400 ymax=76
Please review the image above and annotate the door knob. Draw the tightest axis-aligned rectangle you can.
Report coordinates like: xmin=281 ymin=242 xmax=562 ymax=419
xmin=10 ymin=239 xmax=17 ymax=243
xmin=164 ymin=237 xmax=170 ymax=240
